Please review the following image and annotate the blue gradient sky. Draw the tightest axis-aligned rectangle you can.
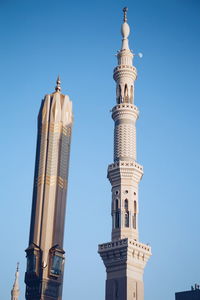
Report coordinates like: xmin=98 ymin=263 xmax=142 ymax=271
xmin=0 ymin=0 xmax=200 ymax=299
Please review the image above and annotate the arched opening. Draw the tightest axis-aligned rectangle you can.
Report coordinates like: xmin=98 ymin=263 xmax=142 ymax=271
xmin=124 ymin=199 xmax=129 ymax=227
xmin=117 ymin=85 xmax=121 ymax=104
xmin=134 ymin=201 xmax=137 ymax=213
xmin=115 ymin=212 xmax=120 ymax=228
xmin=125 ymin=212 xmax=129 ymax=227
xmin=130 ymin=85 xmax=133 ymax=103
xmin=119 ymin=85 xmax=122 ymax=103
xmin=124 ymin=199 xmax=128 ymax=210
xmin=133 ymin=201 xmax=137 ymax=229
xmin=115 ymin=199 xmax=119 ymax=210
xmin=124 ymin=84 xmax=128 ymax=103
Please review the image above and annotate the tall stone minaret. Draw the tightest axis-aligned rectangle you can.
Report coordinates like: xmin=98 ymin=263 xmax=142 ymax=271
xmin=98 ymin=8 xmax=151 ymax=300
xmin=25 ymin=77 xmax=73 ymax=300
xmin=11 ymin=263 xmax=20 ymax=300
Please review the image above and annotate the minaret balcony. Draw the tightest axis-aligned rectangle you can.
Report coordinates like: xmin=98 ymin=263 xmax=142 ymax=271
xmin=113 ymin=65 xmax=136 ymax=72
xmin=98 ymin=238 xmax=151 ymax=269
xmin=112 ymin=104 xmax=139 ymax=121
xmin=113 ymin=65 xmax=137 ymax=82
xmin=107 ymin=161 xmax=143 ymax=186
xmin=108 ymin=161 xmax=143 ymax=172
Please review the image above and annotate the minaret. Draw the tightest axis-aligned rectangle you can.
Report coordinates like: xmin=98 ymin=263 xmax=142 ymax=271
xmin=11 ymin=263 xmax=20 ymax=300
xmin=98 ymin=8 xmax=151 ymax=300
xmin=25 ymin=77 xmax=73 ymax=300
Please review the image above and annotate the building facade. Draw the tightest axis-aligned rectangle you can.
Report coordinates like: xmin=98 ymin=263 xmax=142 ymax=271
xmin=25 ymin=78 xmax=73 ymax=300
xmin=98 ymin=8 xmax=151 ymax=300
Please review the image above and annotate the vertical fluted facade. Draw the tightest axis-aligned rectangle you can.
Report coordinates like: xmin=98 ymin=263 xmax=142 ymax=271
xmin=98 ymin=8 xmax=151 ymax=300
xmin=25 ymin=79 xmax=73 ymax=300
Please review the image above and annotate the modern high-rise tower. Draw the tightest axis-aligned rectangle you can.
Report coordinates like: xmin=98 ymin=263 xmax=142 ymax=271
xmin=98 ymin=8 xmax=151 ymax=300
xmin=25 ymin=78 xmax=73 ymax=300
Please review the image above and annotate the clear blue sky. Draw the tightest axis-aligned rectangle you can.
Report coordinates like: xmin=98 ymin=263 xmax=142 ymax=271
xmin=0 ymin=0 xmax=200 ymax=299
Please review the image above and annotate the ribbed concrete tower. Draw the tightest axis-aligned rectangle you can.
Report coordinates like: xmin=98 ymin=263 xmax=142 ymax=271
xmin=98 ymin=8 xmax=151 ymax=300
xmin=25 ymin=77 xmax=73 ymax=300
xmin=11 ymin=263 xmax=20 ymax=300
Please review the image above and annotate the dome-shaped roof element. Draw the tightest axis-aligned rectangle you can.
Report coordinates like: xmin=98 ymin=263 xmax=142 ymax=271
xmin=121 ymin=22 xmax=130 ymax=39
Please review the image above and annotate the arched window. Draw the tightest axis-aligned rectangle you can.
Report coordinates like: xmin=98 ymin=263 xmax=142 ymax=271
xmin=124 ymin=84 xmax=128 ymax=102
xmin=133 ymin=201 xmax=137 ymax=229
xmin=133 ymin=216 xmax=136 ymax=229
xmin=125 ymin=212 xmax=129 ymax=227
xmin=124 ymin=199 xmax=128 ymax=210
xmin=115 ymin=212 xmax=120 ymax=228
xmin=117 ymin=85 xmax=121 ymax=104
xmin=115 ymin=199 xmax=119 ymax=210
xmin=134 ymin=201 xmax=137 ymax=213
xmin=130 ymin=85 xmax=133 ymax=103
xmin=119 ymin=85 xmax=122 ymax=103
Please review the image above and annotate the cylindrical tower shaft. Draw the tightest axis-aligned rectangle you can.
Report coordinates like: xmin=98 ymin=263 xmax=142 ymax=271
xmin=108 ymin=8 xmax=142 ymax=242
xmin=98 ymin=9 xmax=151 ymax=300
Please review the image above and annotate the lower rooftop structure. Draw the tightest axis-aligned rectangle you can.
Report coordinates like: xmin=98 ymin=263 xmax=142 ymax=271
xmin=175 ymin=284 xmax=200 ymax=300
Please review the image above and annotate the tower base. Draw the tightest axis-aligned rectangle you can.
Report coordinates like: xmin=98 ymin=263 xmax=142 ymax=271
xmin=98 ymin=238 xmax=151 ymax=300
xmin=25 ymin=277 xmax=62 ymax=300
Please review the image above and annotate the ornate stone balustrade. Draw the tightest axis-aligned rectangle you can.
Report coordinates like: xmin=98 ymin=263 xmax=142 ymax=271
xmin=99 ymin=238 xmax=151 ymax=253
xmin=108 ymin=161 xmax=143 ymax=172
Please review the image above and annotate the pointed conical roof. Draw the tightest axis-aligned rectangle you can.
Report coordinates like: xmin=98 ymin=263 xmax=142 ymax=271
xmin=11 ymin=263 xmax=20 ymax=300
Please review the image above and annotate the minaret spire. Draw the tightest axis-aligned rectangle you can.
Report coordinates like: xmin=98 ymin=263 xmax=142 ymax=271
xmin=11 ymin=263 xmax=20 ymax=300
xmin=98 ymin=8 xmax=151 ymax=300
xmin=115 ymin=7 xmax=135 ymax=104
xmin=121 ymin=7 xmax=130 ymax=50
xmin=55 ymin=75 xmax=61 ymax=92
